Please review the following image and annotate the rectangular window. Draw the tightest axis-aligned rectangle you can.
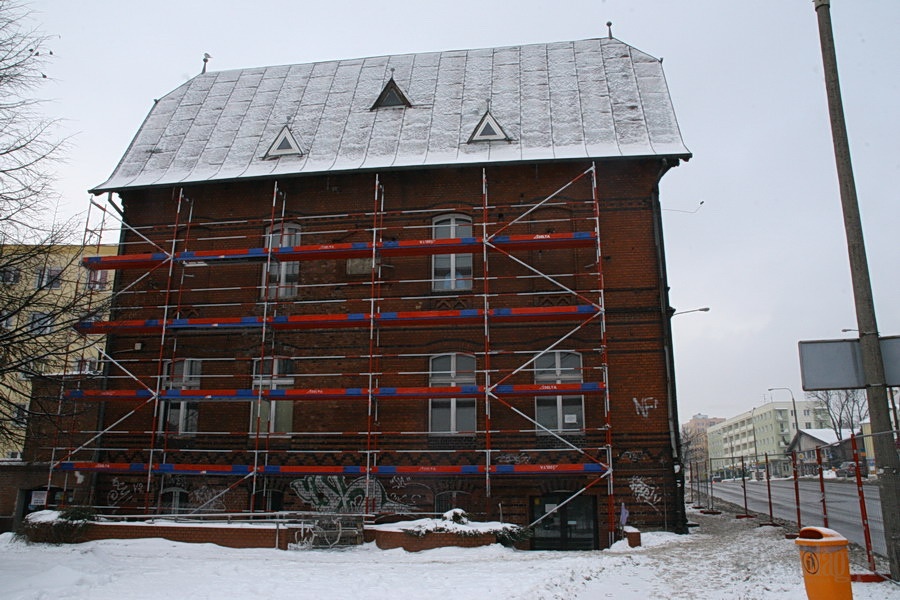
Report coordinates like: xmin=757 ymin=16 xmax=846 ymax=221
xmin=432 ymin=215 xmax=473 ymax=291
xmin=0 ymin=313 xmax=14 ymax=329
xmin=159 ymin=359 xmax=201 ymax=436
xmin=0 ymin=268 xmax=20 ymax=284
xmin=28 ymin=312 xmax=52 ymax=335
xmin=534 ymin=351 xmax=583 ymax=432
xmin=262 ymin=224 xmax=301 ymax=299
xmin=251 ymin=357 xmax=294 ymax=434
xmin=35 ymin=267 xmax=63 ymax=289
xmin=86 ymin=270 xmax=109 ymax=291
xmin=429 ymin=353 xmax=477 ymax=434
xmin=73 ymin=356 xmax=100 ymax=374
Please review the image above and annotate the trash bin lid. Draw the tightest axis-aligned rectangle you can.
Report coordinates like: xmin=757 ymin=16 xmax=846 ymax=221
xmin=795 ymin=526 xmax=848 ymax=546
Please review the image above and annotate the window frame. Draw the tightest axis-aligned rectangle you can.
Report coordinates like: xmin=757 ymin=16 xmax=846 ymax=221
xmin=533 ymin=351 xmax=584 ymax=433
xmin=159 ymin=358 xmax=201 ymax=436
xmin=250 ymin=357 xmax=295 ymax=435
xmin=35 ymin=266 xmax=63 ymax=290
xmin=431 ymin=214 xmax=473 ymax=291
xmin=0 ymin=267 xmax=20 ymax=285
xmin=428 ymin=353 xmax=477 ymax=435
xmin=262 ymin=223 xmax=302 ymax=299
xmin=28 ymin=312 xmax=53 ymax=335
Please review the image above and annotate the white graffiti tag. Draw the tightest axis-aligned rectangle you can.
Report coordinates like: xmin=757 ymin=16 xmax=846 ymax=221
xmin=632 ymin=396 xmax=658 ymax=418
xmin=629 ymin=475 xmax=662 ymax=513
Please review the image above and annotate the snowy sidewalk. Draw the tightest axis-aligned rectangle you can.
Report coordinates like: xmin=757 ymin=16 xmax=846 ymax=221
xmin=1 ymin=508 xmax=898 ymax=599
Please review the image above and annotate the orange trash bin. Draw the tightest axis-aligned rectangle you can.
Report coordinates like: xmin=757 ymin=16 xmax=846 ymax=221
xmin=795 ymin=527 xmax=853 ymax=600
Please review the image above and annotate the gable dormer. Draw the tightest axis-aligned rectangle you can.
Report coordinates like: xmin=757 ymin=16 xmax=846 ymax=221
xmin=264 ymin=126 xmax=303 ymax=158
xmin=371 ymin=77 xmax=412 ymax=110
xmin=469 ymin=109 xmax=509 ymax=143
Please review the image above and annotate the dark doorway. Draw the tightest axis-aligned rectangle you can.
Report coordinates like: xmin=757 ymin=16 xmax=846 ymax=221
xmin=531 ymin=492 xmax=597 ymax=550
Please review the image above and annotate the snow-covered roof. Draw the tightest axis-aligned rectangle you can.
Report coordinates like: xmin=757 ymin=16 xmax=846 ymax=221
xmin=799 ymin=429 xmax=854 ymax=445
xmin=91 ymin=37 xmax=690 ymax=193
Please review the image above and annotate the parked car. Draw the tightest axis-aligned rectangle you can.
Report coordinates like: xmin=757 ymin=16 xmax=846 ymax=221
xmin=836 ymin=461 xmax=866 ymax=478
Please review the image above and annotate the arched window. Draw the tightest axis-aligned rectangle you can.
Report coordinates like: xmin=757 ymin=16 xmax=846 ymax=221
xmin=263 ymin=223 xmax=301 ymax=299
xmin=429 ymin=353 xmax=476 ymax=434
xmin=534 ymin=351 xmax=583 ymax=432
xmin=431 ymin=215 xmax=472 ymax=291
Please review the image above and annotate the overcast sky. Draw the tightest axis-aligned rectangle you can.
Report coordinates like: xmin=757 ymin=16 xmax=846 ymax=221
xmin=25 ymin=0 xmax=900 ymax=423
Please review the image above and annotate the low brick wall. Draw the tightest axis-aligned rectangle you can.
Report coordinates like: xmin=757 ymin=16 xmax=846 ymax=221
xmin=373 ymin=529 xmax=496 ymax=552
xmin=80 ymin=522 xmax=287 ymax=549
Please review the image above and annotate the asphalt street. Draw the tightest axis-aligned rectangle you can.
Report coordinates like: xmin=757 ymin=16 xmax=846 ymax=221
xmin=694 ymin=478 xmax=886 ymax=556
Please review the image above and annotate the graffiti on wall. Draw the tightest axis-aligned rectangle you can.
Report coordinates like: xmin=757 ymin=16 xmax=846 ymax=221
xmin=106 ymin=477 xmax=145 ymax=507
xmin=629 ymin=475 xmax=662 ymax=513
xmin=290 ymin=475 xmax=417 ymax=513
xmin=619 ymin=450 xmax=647 ymax=463
xmin=495 ymin=453 xmax=531 ymax=465
xmin=632 ymin=396 xmax=658 ymax=418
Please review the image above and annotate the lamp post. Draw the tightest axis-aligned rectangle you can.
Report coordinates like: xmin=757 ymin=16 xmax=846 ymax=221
xmin=768 ymin=387 xmax=800 ymax=436
xmin=672 ymin=307 xmax=710 ymax=317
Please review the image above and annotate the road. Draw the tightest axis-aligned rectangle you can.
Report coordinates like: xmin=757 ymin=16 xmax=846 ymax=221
xmin=693 ymin=478 xmax=886 ymax=556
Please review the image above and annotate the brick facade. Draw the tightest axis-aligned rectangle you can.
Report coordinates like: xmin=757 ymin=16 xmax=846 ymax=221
xmin=19 ymin=158 xmax=686 ymax=547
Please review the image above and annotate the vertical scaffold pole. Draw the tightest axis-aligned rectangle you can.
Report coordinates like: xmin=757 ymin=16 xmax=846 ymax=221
xmin=251 ymin=181 xmax=284 ymax=510
xmin=365 ymin=174 xmax=384 ymax=513
xmin=481 ymin=168 xmax=492 ymax=501
xmin=145 ymin=187 xmax=184 ymax=512
xmin=590 ymin=164 xmax=615 ymax=545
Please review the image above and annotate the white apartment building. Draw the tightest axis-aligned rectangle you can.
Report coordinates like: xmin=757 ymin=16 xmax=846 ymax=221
xmin=706 ymin=400 xmax=831 ymax=477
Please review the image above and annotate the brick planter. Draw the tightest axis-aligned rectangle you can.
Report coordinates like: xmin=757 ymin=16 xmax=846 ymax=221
xmin=373 ymin=529 xmax=496 ymax=552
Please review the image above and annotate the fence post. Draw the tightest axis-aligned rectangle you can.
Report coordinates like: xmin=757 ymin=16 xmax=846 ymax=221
xmin=815 ymin=446 xmax=829 ymax=528
xmin=850 ymin=433 xmax=877 ymax=573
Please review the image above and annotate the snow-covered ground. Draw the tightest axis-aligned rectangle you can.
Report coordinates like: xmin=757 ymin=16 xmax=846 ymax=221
xmin=1 ymin=508 xmax=898 ymax=600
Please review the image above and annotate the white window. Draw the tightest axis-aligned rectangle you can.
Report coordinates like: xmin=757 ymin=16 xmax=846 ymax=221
xmin=251 ymin=357 xmax=294 ymax=434
xmin=429 ymin=353 xmax=476 ymax=434
xmin=263 ymin=224 xmax=301 ymax=299
xmin=159 ymin=359 xmax=201 ymax=435
xmin=28 ymin=312 xmax=52 ymax=335
xmin=36 ymin=267 xmax=62 ymax=289
xmin=432 ymin=215 xmax=472 ymax=291
xmin=0 ymin=313 xmax=14 ymax=329
xmin=534 ymin=351 xmax=584 ymax=432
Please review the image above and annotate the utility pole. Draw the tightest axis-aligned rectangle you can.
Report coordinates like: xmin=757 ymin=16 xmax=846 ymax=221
xmin=813 ymin=0 xmax=900 ymax=578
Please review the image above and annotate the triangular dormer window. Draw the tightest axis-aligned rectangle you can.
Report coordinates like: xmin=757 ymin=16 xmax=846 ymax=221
xmin=371 ymin=77 xmax=412 ymax=110
xmin=265 ymin=126 xmax=302 ymax=158
xmin=469 ymin=110 xmax=509 ymax=143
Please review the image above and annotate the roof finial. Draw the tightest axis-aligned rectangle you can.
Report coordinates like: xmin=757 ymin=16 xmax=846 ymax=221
xmin=201 ymin=53 xmax=212 ymax=74
xmin=606 ymin=21 xmax=613 ymax=39
xmin=486 ymin=98 xmax=492 ymax=112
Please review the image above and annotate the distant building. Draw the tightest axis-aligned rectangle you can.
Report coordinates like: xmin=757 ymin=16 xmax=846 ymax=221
xmin=706 ymin=401 xmax=831 ymax=478
xmin=0 ymin=243 xmax=115 ymax=532
xmin=681 ymin=413 xmax=724 ymax=465
xmin=0 ymin=243 xmax=116 ymax=461
xmin=787 ymin=428 xmax=854 ymax=476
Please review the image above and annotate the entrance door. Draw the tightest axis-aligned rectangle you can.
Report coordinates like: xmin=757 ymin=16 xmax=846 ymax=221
xmin=531 ymin=493 xmax=597 ymax=550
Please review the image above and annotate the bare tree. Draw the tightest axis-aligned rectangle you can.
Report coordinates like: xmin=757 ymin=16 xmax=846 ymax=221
xmin=0 ymin=2 xmax=105 ymax=451
xmin=805 ymin=389 xmax=869 ymax=440
xmin=680 ymin=424 xmax=705 ymax=466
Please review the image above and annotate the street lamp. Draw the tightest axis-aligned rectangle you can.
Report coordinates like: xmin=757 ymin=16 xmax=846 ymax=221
xmin=768 ymin=387 xmax=800 ymax=435
xmin=672 ymin=307 xmax=710 ymax=316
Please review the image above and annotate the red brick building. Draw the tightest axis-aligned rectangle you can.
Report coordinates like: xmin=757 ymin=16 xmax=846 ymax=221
xmin=24 ymin=36 xmax=690 ymax=549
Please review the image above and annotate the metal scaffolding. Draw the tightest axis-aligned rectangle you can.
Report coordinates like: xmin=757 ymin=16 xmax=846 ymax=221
xmin=51 ymin=165 xmax=613 ymax=538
